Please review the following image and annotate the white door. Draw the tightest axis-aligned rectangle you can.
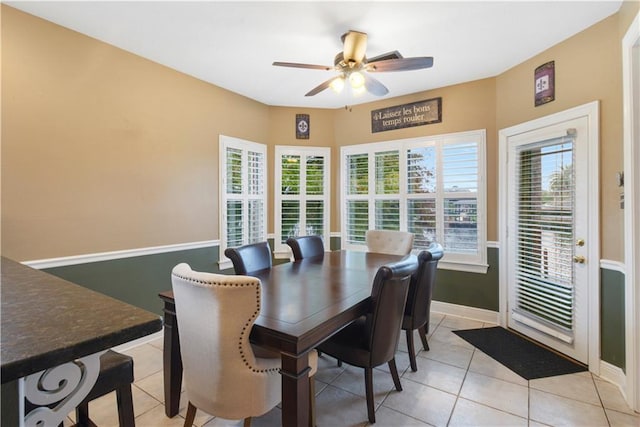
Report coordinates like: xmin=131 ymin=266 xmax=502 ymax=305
xmin=501 ymin=106 xmax=598 ymax=364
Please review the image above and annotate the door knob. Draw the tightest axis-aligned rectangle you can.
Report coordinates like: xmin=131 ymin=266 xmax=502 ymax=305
xmin=573 ymin=255 xmax=586 ymax=264
xmin=576 ymin=239 xmax=585 ymax=247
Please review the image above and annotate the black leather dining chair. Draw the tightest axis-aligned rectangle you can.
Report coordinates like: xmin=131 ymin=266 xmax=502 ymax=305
xmin=402 ymin=243 xmax=444 ymax=372
xmin=317 ymin=256 xmax=416 ymax=424
xmin=285 ymin=235 xmax=325 ymax=261
xmin=224 ymin=241 xmax=272 ymax=275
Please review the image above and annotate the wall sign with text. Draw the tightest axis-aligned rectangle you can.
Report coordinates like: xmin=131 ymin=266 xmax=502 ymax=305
xmin=371 ymin=98 xmax=442 ymax=133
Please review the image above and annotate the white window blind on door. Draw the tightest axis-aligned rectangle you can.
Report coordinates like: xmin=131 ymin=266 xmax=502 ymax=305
xmin=513 ymin=135 xmax=575 ymax=334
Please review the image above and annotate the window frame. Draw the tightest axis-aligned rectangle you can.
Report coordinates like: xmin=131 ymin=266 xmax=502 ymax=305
xmin=219 ymin=135 xmax=267 ymax=270
xmin=340 ymin=129 xmax=487 ymax=273
xmin=273 ymin=145 xmax=331 ymax=258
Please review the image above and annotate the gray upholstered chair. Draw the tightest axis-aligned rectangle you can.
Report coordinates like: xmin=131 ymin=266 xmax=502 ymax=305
xmin=286 ymin=235 xmax=325 ymax=261
xmin=402 ymin=243 xmax=444 ymax=371
xmin=365 ymin=230 xmax=414 ymax=255
xmin=224 ymin=241 xmax=272 ymax=275
xmin=317 ymin=256 xmax=417 ymax=424
xmin=171 ymin=263 xmax=317 ymax=427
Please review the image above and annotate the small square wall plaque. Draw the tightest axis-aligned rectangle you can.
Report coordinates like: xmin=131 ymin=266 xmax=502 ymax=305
xmin=296 ymin=114 xmax=310 ymax=139
xmin=534 ymin=61 xmax=555 ymax=107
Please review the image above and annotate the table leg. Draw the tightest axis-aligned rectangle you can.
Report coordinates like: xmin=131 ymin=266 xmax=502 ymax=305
xmin=280 ymin=351 xmax=310 ymax=427
xmin=162 ymin=302 xmax=182 ymax=417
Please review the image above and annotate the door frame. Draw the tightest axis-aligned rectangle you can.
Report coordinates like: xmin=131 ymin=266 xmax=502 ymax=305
xmin=622 ymin=10 xmax=639 ymax=412
xmin=498 ymin=101 xmax=600 ymax=373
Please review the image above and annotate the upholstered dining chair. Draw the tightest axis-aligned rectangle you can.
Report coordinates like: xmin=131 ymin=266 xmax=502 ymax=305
xmin=317 ymin=256 xmax=417 ymax=424
xmin=365 ymin=230 xmax=414 ymax=255
xmin=286 ymin=235 xmax=325 ymax=261
xmin=171 ymin=263 xmax=317 ymax=427
xmin=224 ymin=241 xmax=272 ymax=275
xmin=402 ymin=243 xmax=444 ymax=372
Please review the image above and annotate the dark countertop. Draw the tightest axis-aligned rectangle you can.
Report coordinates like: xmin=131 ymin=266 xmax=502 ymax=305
xmin=1 ymin=257 xmax=162 ymax=383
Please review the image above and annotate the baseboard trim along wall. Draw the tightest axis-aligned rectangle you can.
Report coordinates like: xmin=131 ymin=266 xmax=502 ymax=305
xmin=431 ymin=300 xmax=499 ymax=325
xmin=599 ymin=360 xmax=629 ymax=402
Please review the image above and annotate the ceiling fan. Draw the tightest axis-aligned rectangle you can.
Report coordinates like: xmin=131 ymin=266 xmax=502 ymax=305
xmin=273 ymin=30 xmax=434 ymax=97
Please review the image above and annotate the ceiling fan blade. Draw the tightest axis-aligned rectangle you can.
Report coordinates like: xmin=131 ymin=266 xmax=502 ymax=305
xmin=342 ymin=30 xmax=367 ymax=64
xmin=305 ymin=77 xmax=336 ymax=96
xmin=363 ymin=73 xmax=389 ymax=96
xmin=367 ymin=57 xmax=434 ymax=72
xmin=273 ymin=61 xmax=332 ymax=71
xmin=366 ymin=50 xmax=403 ymax=63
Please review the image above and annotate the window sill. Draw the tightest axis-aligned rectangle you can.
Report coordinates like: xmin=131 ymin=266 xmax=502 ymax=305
xmin=273 ymin=250 xmax=293 ymax=260
xmin=218 ymin=259 xmax=233 ymax=271
xmin=437 ymin=260 xmax=489 ymax=274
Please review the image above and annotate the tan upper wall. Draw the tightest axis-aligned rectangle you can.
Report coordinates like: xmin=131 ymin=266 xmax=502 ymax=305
xmin=1 ymin=6 xmax=270 ymax=260
xmin=330 ymin=78 xmax=497 ymax=239
xmin=496 ymin=11 xmax=630 ymax=262
xmin=2 ymin=3 xmax=635 ymax=262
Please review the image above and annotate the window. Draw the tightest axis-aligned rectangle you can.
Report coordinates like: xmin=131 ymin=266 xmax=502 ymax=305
xmin=219 ymin=135 xmax=267 ymax=268
xmin=341 ymin=130 xmax=487 ymax=272
xmin=274 ymin=146 xmax=330 ymax=257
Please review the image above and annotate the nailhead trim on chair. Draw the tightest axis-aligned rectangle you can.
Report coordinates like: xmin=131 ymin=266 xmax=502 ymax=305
xmin=172 ymin=272 xmax=280 ymax=374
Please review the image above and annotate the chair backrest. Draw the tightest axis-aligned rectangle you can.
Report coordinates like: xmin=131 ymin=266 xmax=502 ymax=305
xmin=404 ymin=243 xmax=444 ymax=329
xmin=365 ymin=256 xmax=417 ymax=366
xmin=171 ymin=263 xmax=280 ymax=420
xmin=224 ymin=241 xmax=272 ymax=275
xmin=286 ymin=235 xmax=325 ymax=261
xmin=365 ymin=230 xmax=414 ymax=255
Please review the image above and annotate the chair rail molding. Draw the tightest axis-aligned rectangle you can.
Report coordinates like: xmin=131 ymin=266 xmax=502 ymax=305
xmin=23 ymin=240 xmax=219 ymax=269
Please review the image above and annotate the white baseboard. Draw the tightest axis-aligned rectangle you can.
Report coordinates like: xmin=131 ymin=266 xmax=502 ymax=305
xmin=112 ymin=330 xmax=164 ymax=353
xmin=431 ymin=300 xmax=499 ymax=324
xmin=598 ymin=360 xmax=629 ymax=401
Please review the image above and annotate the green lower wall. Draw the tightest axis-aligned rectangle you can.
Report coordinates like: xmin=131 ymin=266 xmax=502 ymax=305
xmin=43 ymin=242 xmax=626 ymax=370
xmin=44 ymin=246 xmax=227 ymax=316
xmin=433 ymin=247 xmax=500 ymax=311
xmin=600 ymin=268 xmax=626 ymax=371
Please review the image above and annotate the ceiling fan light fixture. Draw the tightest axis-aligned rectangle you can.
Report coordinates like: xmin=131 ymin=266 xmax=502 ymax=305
xmin=330 ymin=76 xmax=345 ymax=93
xmin=349 ymin=71 xmax=365 ymax=89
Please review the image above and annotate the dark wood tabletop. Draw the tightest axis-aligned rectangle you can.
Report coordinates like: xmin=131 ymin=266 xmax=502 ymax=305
xmin=1 ymin=257 xmax=162 ymax=383
xmin=159 ymin=250 xmax=417 ymax=427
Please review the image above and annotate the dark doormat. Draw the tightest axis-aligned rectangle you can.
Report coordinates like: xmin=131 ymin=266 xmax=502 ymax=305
xmin=453 ymin=326 xmax=587 ymax=380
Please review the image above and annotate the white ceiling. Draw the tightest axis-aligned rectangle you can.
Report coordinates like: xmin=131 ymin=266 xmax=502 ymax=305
xmin=7 ymin=1 xmax=622 ymax=109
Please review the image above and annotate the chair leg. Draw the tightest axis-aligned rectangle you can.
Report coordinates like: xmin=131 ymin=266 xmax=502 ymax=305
xmin=418 ymin=325 xmax=430 ymax=351
xmin=388 ymin=358 xmax=403 ymax=392
xmin=115 ymin=385 xmax=135 ymax=427
xmin=364 ymin=367 xmax=376 ymax=424
xmin=243 ymin=417 xmax=252 ymax=427
xmin=406 ymin=329 xmax=418 ymax=372
xmin=337 ymin=359 xmax=342 ymax=367
xmin=309 ymin=376 xmax=316 ymax=427
xmin=76 ymin=402 xmax=90 ymax=427
xmin=184 ymin=402 xmax=197 ymax=427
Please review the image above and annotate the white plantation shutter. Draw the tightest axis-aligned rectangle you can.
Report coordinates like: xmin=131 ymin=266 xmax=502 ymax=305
xmin=274 ymin=147 xmax=330 ymax=255
xmin=442 ymin=142 xmax=479 ymax=255
xmin=513 ymin=136 xmax=575 ymax=333
xmin=341 ymin=131 xmax=486 ymax=271
xmin=374 ymin=151 xmax=400 ymax=230
xmin=220 ymin=136 xmax=267 ymax=266
xmin=346 ymin=153 xmax=369 ymax=244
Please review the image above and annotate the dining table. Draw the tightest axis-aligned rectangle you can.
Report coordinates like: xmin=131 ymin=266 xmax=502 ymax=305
xmin=1 ymin=257 xmax=163 ymax=427
xmin=159 ymin=249 xmax=417 ymax=427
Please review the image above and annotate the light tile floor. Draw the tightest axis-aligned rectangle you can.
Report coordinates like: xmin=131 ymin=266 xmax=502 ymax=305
xmin=66 ymin=314 xmax=639 ymax=426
